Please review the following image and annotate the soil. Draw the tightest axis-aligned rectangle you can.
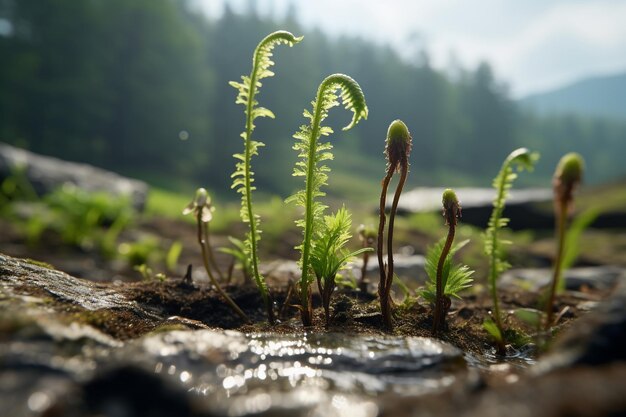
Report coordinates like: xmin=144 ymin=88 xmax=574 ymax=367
xmin=24 ymin=274 xmax=600 ymax=359
xmin=1 ymin=212 xmax=619 ymax=355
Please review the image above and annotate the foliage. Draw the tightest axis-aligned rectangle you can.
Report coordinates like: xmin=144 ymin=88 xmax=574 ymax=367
xmin=230 ymin=30 xmax=302 ymax=323
xmin=1 ymin=2 xmax=624 ymax=196
xmin=420 ymin=239 xmax=474 ymax=303
xmin=13 ymin=185 xmax=135 ymax=255
xmin=483 ymin=148 xmax=538 ymax=347
xmin=287 ymin=73 xmax=368 ymax=326
xmin=310 ymin=207 xmax=371 ymax=326
xmin=219 ymin=236 xmax=253 ymax=283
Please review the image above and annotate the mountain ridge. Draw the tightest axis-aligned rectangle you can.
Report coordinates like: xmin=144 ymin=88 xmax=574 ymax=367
xmin=519 ymin=72 xmax=626 ymax=120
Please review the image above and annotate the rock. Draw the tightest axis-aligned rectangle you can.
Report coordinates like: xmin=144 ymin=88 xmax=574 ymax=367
xmin=2 ymin=252 xmax=626 ymax=417
xmin=0 ymin=143 xmax=148 ymax=211
xmin=535 ymin=276 xmax=626 ymax=371
xmin=395 ymin=187 xmax=553 ymax=230
xmin=500 ymin=266 xmax=624 ymax=292
xmin=0 ymin=252 xmax=468 ymax=417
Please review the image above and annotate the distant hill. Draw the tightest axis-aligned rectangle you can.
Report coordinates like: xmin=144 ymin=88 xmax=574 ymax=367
xmin=520 ymin=72 xmax=626 ymax=120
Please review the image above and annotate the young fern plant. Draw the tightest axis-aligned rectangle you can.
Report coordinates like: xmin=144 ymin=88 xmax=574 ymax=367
xmin=483 ymin=148 xmax=538 ymax=353
xmin=378 ymin=120 xmax=412 ymax=330
xmin=420 ymin=238 xmax=474 ymax=309
xmin=310 ymin=207 xmax=372 ymax=328
xmin=230 ymin=30 xmax=302 ymax=323
xmin=545 ymin=152 xmax=584 ymax=330
xmin=287 ymin=73 xmax=368 ymax=326
xmin=430 ymin=189 xmax=467 ymax=335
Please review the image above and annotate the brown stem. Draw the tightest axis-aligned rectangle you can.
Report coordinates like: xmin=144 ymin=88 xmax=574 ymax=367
xmin=383 ymin=164 xmax=408 ymax=318
xmin=432 ymin=215 xmax=456 ymax=335
xmin=197 ymin=214 xmax=249 ymax=323
xmin=377 ymin=169 xmax=394 ymax=329
xmin=204 ymin=223 xmax=225 ymax=281
xmin=545 ymin=201 xmax=568 ymax=330
xmin=358 ymin=244 xmax=370 ymax=292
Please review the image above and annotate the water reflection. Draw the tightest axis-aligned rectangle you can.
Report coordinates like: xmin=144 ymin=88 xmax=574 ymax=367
xmin=139 ymin=330 xmax=465 ymax=416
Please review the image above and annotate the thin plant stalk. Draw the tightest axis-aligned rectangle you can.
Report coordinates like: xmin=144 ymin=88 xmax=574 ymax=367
xmin=432 ymin=189 xmax=460 ymax=335
xmin=377 ymin=120 xmax=412 ymax=330
xmin=204 ymin=222 xmax=225 ymax=282
xmin=544 ymin=152 xmax=583 ymax=330
xmin=377 ymin=169 xmax=394 ymax=328
xmin=545 ymin=202 xmax=567 ymax=329
xmin=196 ymin=212 xmax=249 ymax=323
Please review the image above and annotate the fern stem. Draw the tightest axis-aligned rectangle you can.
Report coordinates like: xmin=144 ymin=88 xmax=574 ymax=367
xmin=545 ymin=202 xmax=568 ymax=329
xmin=196 ymin=213 xmax=249 ymax=323
xmin=299 ymin=83 xmax=327 ymax=327
xmin=488 ymin=167 xmax=508 ymax=341
xmin=385 ymin=164 xmax=408 ymax=294
xmin=242 ymin=45 xmax=274 ymax=324
xmin=205 ymin=223 xmax=225 ymax=282
xmin=377 ymin=169 xmax=393 ymax=329
xmin=433 ymin=220 xmax=455 ymax=335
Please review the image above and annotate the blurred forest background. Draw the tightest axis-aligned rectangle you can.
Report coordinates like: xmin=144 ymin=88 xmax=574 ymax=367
xmin=1 ymin=0 xmax=626 ymax=202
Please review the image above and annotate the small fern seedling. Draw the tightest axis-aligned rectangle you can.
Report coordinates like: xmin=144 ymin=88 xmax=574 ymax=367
xmin=230 ymin=30 xmax=302 ymax=323
xmin=420 ymin=238 xmax=474 ymax=307
xmin=183 ymin=188 xmax=249 ymax=323
xmin=378 ymin=120 xmax=412 ymax=330
xmin=545 ymin=152 xmax=584 ymax=329
xmin=310 ymin=207 xmax=372 ymax=328
xmin=431 ymin=189 xmax=464 ymax=335
xmin=287 ymin=73 xmax=368 ymax=326
xmin=483 ymin=148 xmax=538 ymax=353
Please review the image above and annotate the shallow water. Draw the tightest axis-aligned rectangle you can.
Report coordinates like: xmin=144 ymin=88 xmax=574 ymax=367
xmin=128 ymin=330 xmax=466 ymax=416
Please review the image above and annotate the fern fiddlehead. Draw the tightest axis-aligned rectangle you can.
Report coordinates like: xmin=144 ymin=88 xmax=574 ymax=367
xmin=287 ymin=73 xmax=368 ymax=326
xmin=230 ymin=31 xmax=302 ymax=323
xmin=483 ymin=148 xmax=537 ymax=351
xmin=545 ymin=152 xmax=583 ymax=330
xmin=378 ymin=120 xmax=412 ymax=330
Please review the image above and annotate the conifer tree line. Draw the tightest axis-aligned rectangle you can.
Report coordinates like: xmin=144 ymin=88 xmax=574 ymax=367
xmin=1 ymin=0 xmax=624 ymax=196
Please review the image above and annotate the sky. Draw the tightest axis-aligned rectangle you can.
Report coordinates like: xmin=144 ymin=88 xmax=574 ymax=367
xmin=198 ymin=0 xmax=626 ymax=98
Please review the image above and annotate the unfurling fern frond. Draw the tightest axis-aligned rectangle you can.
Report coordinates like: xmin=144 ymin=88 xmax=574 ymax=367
xmin=230 ymin=30 xmax=302 ymax=324
xmin=287 ymin=73 xmax=368 ymax=326
xmin=483 ymin=147 xmax=538 ymax=348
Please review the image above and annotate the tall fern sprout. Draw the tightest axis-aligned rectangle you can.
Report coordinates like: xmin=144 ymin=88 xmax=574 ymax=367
xmin=377 ymin=120 xmax=412 ymax=330
xmin=287 ymin=73 xmax=368 ymax=326
xmin=545 ymin=153 xmax=584 ymax=329
xmin=230 ymin=31 xmax=302 ymax=323
xmin=183 ymin=188 xmax=249 ymax=322
xmin=483 ymin=148 xmax=538 ymax=353
xmin=432 ymin=189 xmax=462 ymax=335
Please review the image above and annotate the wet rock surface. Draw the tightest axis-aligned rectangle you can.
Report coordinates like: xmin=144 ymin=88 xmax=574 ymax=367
xmin=1 ymin=253 xmax=626 ymax=417
xmin=0 ymin=143 xmax=148 ymax=210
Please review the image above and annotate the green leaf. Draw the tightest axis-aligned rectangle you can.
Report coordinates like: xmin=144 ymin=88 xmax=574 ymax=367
xmin=483 ymin=318 xmax=503 ymax=342
xmin=421 ymin=238 xmax=473 ymax=302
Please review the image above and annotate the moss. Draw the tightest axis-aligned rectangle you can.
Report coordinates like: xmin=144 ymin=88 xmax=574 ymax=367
xmin=24 ymin=258 xmax=56 ymax=270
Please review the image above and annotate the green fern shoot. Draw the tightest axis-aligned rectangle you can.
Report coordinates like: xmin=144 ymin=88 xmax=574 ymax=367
xmin=420 ymin=238 xmax=474 ymax=305
xmin=483 ymin=148 xmax=538 ymax=351
xmin=310 ymin=207 xmax=372 ymax=327
xmin=287 ymin=73 xmax=368 ymax=326
xmin=230 ymin=30 xmax=302 ymax=323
